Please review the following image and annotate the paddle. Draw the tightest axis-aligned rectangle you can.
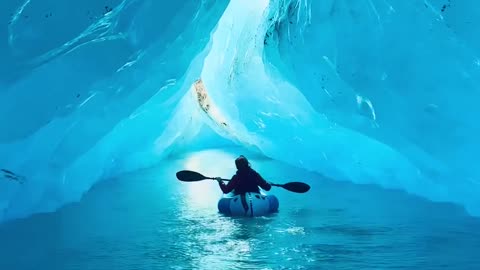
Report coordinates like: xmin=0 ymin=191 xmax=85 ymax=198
xmin=175 ymin=170 xmax=310 ymax=193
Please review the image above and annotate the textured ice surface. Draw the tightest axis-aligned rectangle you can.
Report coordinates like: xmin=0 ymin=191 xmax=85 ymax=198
xmin=0 ymin=0 xmax=479 ymax=222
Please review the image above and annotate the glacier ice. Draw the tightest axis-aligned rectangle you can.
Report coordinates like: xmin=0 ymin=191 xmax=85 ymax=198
xmin=1 ymin=0 xmax=479 ymax=222
xmin=0 ymin=0 xmax=229 ymax=221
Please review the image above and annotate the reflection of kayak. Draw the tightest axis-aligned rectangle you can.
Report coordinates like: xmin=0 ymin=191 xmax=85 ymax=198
xmin=217 ymin=192 xmax=279 ymax=217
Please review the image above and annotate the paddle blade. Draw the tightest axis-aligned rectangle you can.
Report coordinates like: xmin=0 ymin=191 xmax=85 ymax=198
xmin=278 ymin=182 xmax=310 ymax=193
xmin=176 ymin=170 xmax=209 ymax=182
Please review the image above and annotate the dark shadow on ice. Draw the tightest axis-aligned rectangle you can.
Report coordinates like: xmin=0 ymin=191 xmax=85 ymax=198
xmin=1 ymin=168 xmax=25 ymax=184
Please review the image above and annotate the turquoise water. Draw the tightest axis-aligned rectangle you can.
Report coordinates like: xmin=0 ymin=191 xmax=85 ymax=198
xmin=1 ymin=149 xmax=479 ymax=270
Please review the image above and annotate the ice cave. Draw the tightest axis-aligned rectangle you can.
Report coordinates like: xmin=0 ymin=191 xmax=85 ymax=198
xmin=0 ymin=0 xmax=479 ymax=269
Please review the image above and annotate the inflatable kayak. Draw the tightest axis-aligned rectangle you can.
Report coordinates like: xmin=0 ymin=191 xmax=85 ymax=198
xmin=217 ymin=192 xmax=279 ymax=217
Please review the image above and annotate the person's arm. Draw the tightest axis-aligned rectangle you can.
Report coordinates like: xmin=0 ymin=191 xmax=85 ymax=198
xmin=255 ymin=172 xmax=271 ymax=191
xmin=217 ymin=175 xmax=238 ymax=194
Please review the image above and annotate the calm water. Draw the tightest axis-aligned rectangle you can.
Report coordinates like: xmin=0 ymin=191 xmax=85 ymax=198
xmin=0 ymin=149 xmax=479 ymax=270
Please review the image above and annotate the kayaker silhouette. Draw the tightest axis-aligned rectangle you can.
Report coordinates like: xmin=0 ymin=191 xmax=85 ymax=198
xmin=175 ymin=157 xmax=308 ymax=216
xmin=215 ymin=155 xmax=274 ymax=215
xmin=215 ymin=155 xmax=271 ymax=195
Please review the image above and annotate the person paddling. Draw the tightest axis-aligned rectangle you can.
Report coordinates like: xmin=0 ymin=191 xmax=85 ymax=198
xmin=215 ymin=155 xmax=271 ymax=195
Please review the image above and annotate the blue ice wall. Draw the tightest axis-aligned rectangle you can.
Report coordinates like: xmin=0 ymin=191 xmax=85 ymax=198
xmin=1 ymin=0 xmax=479 ymax=222
xmin=197 ymin=0 xmax=480 ymax=216
xmin=264 ymin=0 xmax=480 ymax=183
xmin=0 ymin=0 xmax=229 ymax=222
xmin=261 ymin=0 xmax=480 ymax=212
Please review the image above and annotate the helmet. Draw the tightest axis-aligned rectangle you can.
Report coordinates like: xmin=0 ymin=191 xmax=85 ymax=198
xmin=235 ymin=155 xmax=250 ymax=171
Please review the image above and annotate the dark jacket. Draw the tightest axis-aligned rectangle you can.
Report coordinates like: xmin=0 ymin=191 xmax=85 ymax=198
xmin=218 ymin=168 xmax=271 ymax=195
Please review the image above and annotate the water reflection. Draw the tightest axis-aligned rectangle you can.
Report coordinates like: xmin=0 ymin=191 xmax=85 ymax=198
xmin=177 ymin=182 xmax=275 ymax=269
